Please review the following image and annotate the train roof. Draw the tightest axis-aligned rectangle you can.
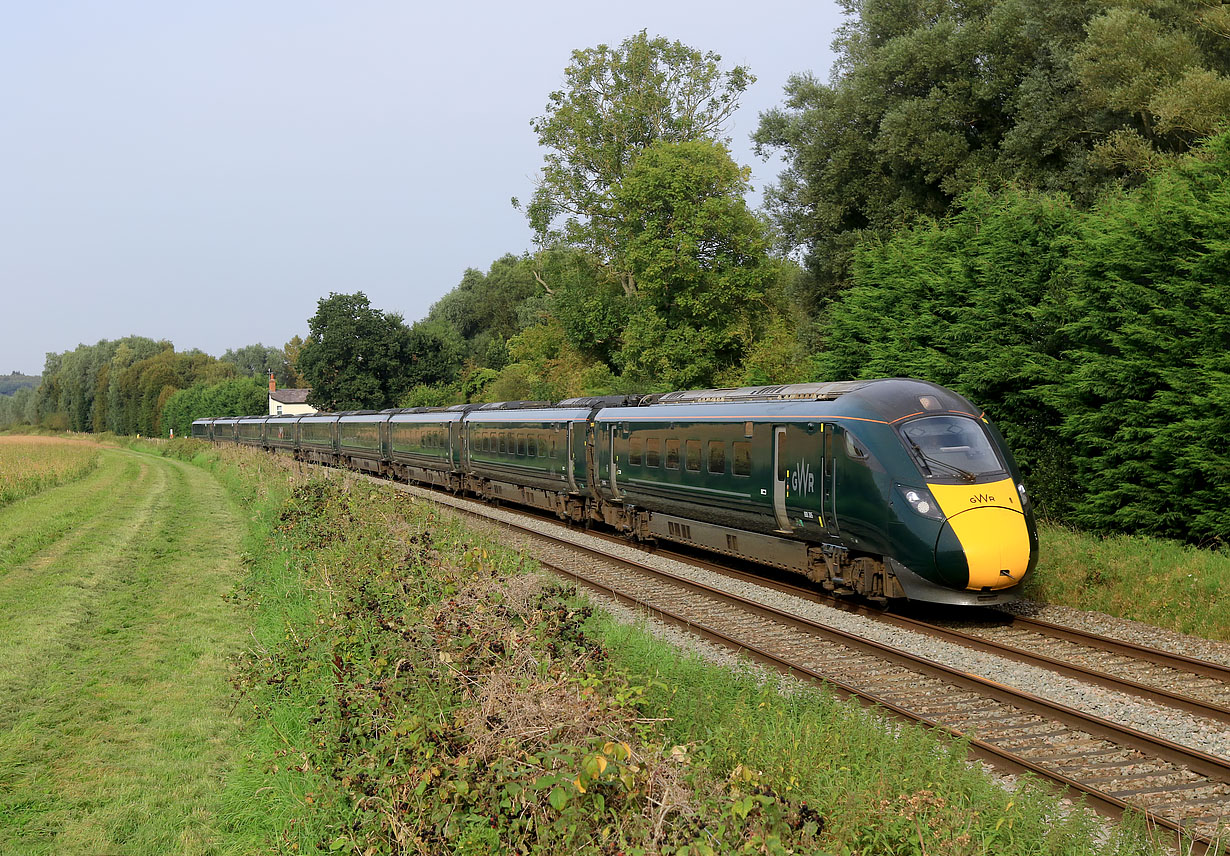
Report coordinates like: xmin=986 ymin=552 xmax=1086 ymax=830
xmin=596 ymin=379 xmax=979 ymax=425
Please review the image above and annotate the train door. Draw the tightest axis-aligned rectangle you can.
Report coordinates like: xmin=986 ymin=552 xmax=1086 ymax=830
xmin=605 ymin=424 xmax=622 ymax=499
xmin=821 ymin=424 xmax=840 ymax=535
xmin=566 ymin=423 xmax=578 ymax=491
xmin=772 ymin=426 xmax=792 ymax=533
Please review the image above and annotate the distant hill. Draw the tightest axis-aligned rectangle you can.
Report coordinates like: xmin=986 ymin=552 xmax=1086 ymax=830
xmin=0 ymin=373 xmax=39 ymax=396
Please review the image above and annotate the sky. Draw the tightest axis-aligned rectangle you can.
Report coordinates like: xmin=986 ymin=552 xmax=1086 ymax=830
xmin=0 ymin=1 xmax=845 ymax=375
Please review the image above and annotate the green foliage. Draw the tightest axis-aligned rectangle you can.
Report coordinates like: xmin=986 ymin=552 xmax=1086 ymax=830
xmin=524 ymin=30 xmax=753 ymax=265
xmin=160 ymin=376 xmax=268 ymax=439
xmin=0 ymin=372 xmax=38 ymax=397
xmin=816 ymin=131 xmax=1230 ymax=543
xmin=755 ymin=0 xmax=1230 ymax=297
xmin=611 ymin=139 xmax=782 ymax=389
xmin=297 ymin=292 xmax=418 ymax=411
xmin=221 ymin=342 xmax=292 ymax=387
xmin=29 ymin=337 xmax=235 ymax=436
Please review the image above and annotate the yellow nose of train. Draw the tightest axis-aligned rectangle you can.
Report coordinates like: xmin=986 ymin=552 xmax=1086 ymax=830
xmin=929 ymin=478 xmax=1034 ymax=590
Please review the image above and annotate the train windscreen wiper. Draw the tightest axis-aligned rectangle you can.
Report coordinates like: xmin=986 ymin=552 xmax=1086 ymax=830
xmin=907 ymin=440 xmax=977 ymax=483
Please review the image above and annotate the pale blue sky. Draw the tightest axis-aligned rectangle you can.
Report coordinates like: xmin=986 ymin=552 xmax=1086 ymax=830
xmin=0 ymin=1 xmax=843 ymax=374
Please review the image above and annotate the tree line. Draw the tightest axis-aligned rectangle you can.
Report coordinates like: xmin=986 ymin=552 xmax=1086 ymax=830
xmin=5 ymin=4 xmax=1228 ymax=545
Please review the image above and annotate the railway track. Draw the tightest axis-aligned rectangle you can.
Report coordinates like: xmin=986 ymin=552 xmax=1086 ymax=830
xmin=353 ymin=470 xmax=1230 ymax=852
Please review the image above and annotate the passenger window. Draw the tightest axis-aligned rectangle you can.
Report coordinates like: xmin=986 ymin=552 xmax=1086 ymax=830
xmin=528 ymin=437 xmax=537 ymax=457
xmin=733 ymin=441 xmax=751 ymax=477
xmin=686 ymin=440 xmax=701 ymax=472
xmin=665 ymin=439 xmax=680 ymax=469
xmin=518 ymin=436 xmax=526 ymax=456
xmin=646 ymin=438 xmax=661 ymax=468
xmin=708 ymin=441 xmax=725 ymax=474
xmin=629 ymin=438 xmax=643 ymax=465
xmin=550 ymin=439 xmax=557 ymax=459
xmin=539 ymin=437 xmax=547 ymax=457
xmin=499 ymin=436 xmax=506 ymax=454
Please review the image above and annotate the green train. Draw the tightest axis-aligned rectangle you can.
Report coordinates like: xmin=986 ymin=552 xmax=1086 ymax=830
xmin=195 ymin=378 xmax=1038 ymax=605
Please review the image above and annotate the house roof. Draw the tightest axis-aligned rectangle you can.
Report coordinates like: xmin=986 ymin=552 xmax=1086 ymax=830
xmin=270 ymin=388 xmax=311 ymax=404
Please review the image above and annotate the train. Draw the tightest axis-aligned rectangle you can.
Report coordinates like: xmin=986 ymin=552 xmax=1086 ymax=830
xmin=193 ymin=378 xmax=1038 ymax=606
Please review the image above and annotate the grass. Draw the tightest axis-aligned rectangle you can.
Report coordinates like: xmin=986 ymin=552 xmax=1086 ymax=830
xmin=1026 ymin=522 xmax=1230 ymax=640
xmin=0 ymin=435 xmax=99 ymax=505
xmin=199 ymin=444 xmax=1179 ymax=856
xmin=0 ymin=445 xmax=256 ymax=855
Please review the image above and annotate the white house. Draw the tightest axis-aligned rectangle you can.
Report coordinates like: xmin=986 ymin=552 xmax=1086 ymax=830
xmin=268 ymin=374 xmax=317 ymax=416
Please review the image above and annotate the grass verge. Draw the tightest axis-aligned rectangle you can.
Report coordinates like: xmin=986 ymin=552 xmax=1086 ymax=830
xmin=192 ymin=444 xmax=1176 ymax=856
xmin=1027 ymin=523 xmax=1230 ymax=641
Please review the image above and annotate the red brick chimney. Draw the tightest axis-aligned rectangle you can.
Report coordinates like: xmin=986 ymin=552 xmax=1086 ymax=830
xmin=269 ymin=372 xmax=276 ymax=393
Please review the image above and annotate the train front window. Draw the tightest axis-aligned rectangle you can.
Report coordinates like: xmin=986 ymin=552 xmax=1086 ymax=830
xmin=899 ymin=415 xmax=1004 ymax=481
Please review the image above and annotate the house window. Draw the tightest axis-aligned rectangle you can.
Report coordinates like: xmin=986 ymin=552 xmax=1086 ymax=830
xmin=277 ymin=405 xmax=283 ymax=415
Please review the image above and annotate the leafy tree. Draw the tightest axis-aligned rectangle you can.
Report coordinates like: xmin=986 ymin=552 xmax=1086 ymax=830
xmin=755 ymin=0 xmax=1230 ymax=299
xmin=161 ymin=376 xmax=267 ymax=438
xmin=297 ymin=292 xmax=417 ymax=411
xmin=221 ymin=343 xmax=292 ymax=387
xmin=522 ymin=30 xmax=753 ymax=291
xmin=282 ymin=335 xmax=307 ymax=387
xmin=610 ymin=139 xmax=782 ymax=389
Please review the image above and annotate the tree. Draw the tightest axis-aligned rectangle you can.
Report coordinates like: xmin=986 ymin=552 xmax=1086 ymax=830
xmin=221 ymin=343 xmax=291 ymax=387
xmin=522 ymin=30 xmax=753 ymax=292
xmin=282 ymin=335 xmax=307 ymax=387
xmin=610 ymin=139 xmax=782 ymax=389
xmin=297 ymin=292 xmax=416 ymax=411
xmin=754 ymin=0 xmax=1230 ymax=299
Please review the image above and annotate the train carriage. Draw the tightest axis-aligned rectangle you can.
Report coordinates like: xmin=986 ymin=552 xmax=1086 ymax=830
xmin=297 ymin=412 xmax=340 ymax=464
xmin=386 ymin=409 xmax=464 ymax=489
xmin=336 ymin=411 xmax=387 ymax=473
xmin=210 ymin=417 xmax=239 ymax=443
xmin=236 ymin=415 xmax=270 ymax=447
xmin=463 ymin=403 xmax=590 ymax=518
xmin=264 ymin=415 xmax=301 ymax=451
xmin=191 ymin=418 xmax=213 ymax=440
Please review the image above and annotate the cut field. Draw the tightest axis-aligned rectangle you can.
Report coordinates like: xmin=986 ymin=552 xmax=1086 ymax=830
xmin=0 ymin=435 xmax=99 ymax=506
xmin=0 ymin=446 xmax=251 ymax=855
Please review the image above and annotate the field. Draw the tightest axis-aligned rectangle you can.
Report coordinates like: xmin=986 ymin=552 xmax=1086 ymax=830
xmin=0 ymin=436 xmax=99 ymax=505
xmin=0 ymin=443 xmax=258 ymax=854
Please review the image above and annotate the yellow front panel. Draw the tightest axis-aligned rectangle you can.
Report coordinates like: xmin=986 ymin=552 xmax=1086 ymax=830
xmin=930 ymin=478 xmax=1031 ymax=590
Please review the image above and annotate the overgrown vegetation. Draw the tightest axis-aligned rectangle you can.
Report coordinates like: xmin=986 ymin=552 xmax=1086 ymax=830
xmin=216 ymin=448 xmax=1171 ymax=854
xmin=0 ymin=435 xmax=99 ymax=506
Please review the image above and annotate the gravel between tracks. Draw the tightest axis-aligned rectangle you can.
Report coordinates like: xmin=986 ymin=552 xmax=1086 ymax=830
xmin=396 ymin=483 xmax=1230 ymax=763
xmin=1001 ymin=600 xmax=1230 ymax=668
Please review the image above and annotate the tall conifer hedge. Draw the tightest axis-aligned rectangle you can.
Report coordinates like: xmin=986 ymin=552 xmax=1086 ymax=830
xmin=816 ymin=133 xmax=1230 ymax=545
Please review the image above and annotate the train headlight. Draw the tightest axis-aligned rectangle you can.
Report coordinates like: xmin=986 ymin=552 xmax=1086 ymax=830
xmin=1017 ymin=482 xmax=1030 ymax=509
xmin=896 ymin=484 xmax=944 ymax=520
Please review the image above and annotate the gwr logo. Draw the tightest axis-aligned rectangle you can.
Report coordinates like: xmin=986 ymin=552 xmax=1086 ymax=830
xmin=790 ymin=459 xmax=816 ymax=497
xmin=970 ymin=493 xmax=995 ymax=504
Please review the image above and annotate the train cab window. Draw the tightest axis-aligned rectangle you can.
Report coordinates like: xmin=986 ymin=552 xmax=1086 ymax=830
xmin=629 ymin=438 xmax=643 ymax=465
xmin=845 ymin=432 xmax=869 ymax=460
xmin=732 ymin=441 xmax=752 ymax=477
xmin=665 ymin=439 xmax=680 ymax=469
xmin=708 ymin=441 xmax=725 ymax=474
xmin=686 ymin=440 xmax=701 ymax=472
xmin=646 ymin=438 xmax=661 ymax=468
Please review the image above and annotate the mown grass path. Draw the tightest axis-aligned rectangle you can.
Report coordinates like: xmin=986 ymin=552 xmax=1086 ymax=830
xmin=0 ymin=447 xmax=247 ymax=855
